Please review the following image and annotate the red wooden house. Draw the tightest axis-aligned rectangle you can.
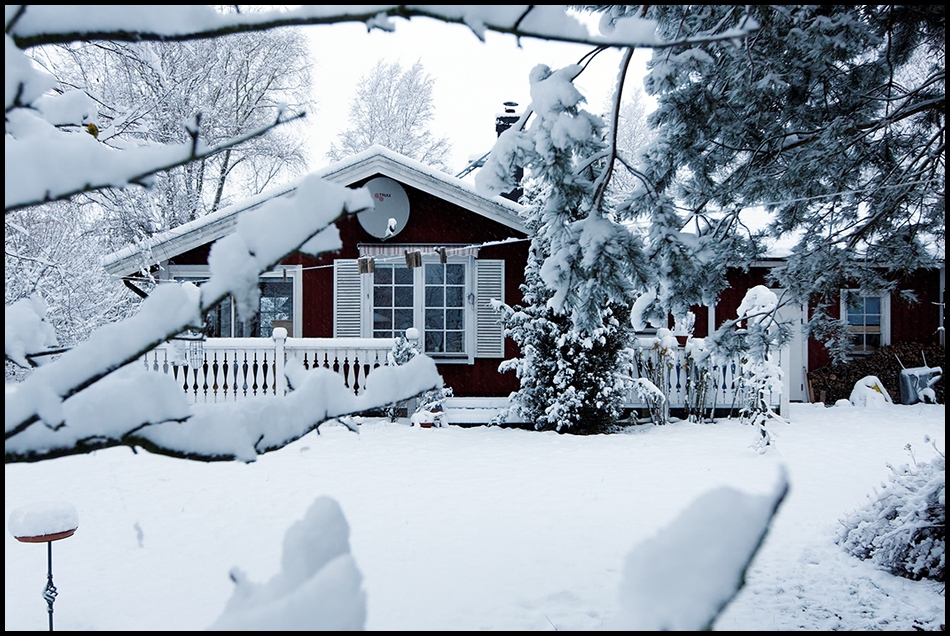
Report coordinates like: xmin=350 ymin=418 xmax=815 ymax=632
xmin=103 ymin=144 xmax=944 ymax=414
xmin=103 ymin=145 xmax=529 ymax=403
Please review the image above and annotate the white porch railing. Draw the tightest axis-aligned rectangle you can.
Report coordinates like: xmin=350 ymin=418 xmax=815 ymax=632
xmin=625 ymin=338 xmax=790 ymax=417
xmin=140 ymin=330 xmax=396 ymax=403
xmin=139 ymin=331 xmax=789 ymax=416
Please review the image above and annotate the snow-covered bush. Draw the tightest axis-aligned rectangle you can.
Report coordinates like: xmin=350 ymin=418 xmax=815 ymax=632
xmin=385 ymin=330 xmax=419 ymax=421
xmin=711 ymin=286 xmax=790 ymax=450
xmin=628 ymin=330 xmax=677 ymax=424
xmin=417 ymin=384 xmax=453 ymax=414
xmin=836 ymin=438 xmax=945 ymax=581
xmin=627 ymin=377 xmax=666 ymax=424
xmin=849 ymin=375 xmax=893 ymax=407
xmin=683 ymin=336 xmax=721 ymax=423
xmin=386 ymin=328 xmax=452 ymax=423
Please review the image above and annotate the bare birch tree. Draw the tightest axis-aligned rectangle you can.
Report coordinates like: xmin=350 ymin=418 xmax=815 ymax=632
xmin=327 ymin=59 xmax=452 ymax=171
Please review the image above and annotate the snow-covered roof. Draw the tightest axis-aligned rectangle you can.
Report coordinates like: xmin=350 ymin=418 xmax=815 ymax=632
xmin=102 ymin=145 xmax=527 ymax=278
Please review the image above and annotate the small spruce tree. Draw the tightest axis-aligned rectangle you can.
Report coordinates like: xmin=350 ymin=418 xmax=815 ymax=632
xmin=481 ymin=64 xmax=644 ymax=434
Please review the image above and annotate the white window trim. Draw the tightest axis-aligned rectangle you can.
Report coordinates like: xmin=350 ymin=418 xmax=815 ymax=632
xmin=166 ymin=264 xmax=303 ymax=338
xmin=362 ymin=254 xmax=476 ymax=364
xmin=840 ymin=289 xmax=890 ymax=354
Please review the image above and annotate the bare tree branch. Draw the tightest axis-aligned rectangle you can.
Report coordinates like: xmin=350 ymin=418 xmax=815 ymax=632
xmin=5 ymin=110 xmax=306 ymax=215
xmin=8 ymin=5 xmax=759 ymax=51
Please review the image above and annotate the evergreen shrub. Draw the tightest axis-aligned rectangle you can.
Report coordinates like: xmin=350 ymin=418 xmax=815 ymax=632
xmin=836 ymin=439 xmax=945 ymax=581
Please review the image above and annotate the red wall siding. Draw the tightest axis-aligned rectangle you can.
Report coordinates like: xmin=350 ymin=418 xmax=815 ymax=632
xmin=890 ymin=268 xmax=943 ymax=347
xmin=807 ymin=298 xmax=834 ymax=370
xmin=804 ymin=267 xmax=944 ymax=371
xmin=690 ymin=305 xmax=710 ymax=337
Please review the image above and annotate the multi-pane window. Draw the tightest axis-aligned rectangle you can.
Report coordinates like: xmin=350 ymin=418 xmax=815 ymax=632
xmin=173 ymin=272 xmax=296 ymax=338
xmin=369 ymin=259 xmax=469 ymax=357
xmin=424 ymin=263 xmax=466 ymax=354
xmin=257 ymin=279 xmax=294 ymax=336
xmin=372 ymin=264 xmax=414 ymax=338
xmin=846 ymin=294 xmax=883 ymax=353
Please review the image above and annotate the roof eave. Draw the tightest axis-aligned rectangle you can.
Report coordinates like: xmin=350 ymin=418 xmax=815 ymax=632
xmin=102 ymin=151 xmax=526 ymax=278
xmin=318 ymin=152 xmax=527 ymax=233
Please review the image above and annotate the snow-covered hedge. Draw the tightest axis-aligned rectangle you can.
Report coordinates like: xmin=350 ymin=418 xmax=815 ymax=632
xmin=836 ymin=439 xmax=945 ymax=581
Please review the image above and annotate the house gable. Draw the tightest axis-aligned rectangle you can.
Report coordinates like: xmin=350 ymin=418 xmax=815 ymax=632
xmin=102 ymin=145 xmax=526 ymax=278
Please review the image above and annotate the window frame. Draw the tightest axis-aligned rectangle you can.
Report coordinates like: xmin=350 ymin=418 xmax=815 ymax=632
xmin=362 ymin=254 xmax=476 ymax=364
xmin=165 ymin=264 xmax=303 ymax=338
xmin=840 ymin=289 xmax=890 ymax=355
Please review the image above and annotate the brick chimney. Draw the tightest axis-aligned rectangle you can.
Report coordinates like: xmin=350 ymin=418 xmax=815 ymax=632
xmin=495 ymin=101 xmax=524 ymax=203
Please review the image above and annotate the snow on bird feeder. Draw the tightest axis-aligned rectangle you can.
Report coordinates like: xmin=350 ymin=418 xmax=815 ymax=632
xmin=411 ymin=408 xmax=442 ymax=428
xmin=9 ymin=501 xmax=79 ymax=631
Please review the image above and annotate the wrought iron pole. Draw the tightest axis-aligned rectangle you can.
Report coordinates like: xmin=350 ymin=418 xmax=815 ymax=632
xmin=10 ymin=503 xmax=77 ymax=632
xmin=42 ymin=540 xmax=57 ymax=631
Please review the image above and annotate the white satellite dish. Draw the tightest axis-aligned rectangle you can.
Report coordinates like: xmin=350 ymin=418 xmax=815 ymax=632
xmin=358 ymin=177 xmax=410 ymax=239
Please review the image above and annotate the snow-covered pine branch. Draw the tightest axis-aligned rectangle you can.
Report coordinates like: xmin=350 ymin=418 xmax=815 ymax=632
xmin=620 ymin=4 xmax=944 ymax=360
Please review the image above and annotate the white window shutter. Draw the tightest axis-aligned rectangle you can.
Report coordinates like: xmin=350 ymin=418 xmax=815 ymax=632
xmin=333 ymin=259 xmax=361 ymax=337
xmin=475 ymin=259 xmax=505 ymax=358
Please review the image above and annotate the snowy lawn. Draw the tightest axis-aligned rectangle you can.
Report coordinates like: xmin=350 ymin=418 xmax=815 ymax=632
xmin=4 ymin=402 xmax=945 ymax=631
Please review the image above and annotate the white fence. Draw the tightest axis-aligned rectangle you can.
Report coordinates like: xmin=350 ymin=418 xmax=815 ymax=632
xmin=139 ymin=331 xmax=789 ymax=416
xmin=625 ymin=338 xmax=790 ymax=417
xmin=140 ymin=332 xmax=396 ymax=403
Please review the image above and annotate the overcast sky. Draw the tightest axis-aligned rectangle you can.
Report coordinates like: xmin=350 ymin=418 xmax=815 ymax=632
xmin=304 ymin=13 xmax=652 ymax=177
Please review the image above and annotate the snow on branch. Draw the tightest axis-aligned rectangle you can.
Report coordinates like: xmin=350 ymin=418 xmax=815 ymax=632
xmin=5 ymin=355 xmax=442 ymax=464
xmin=5 ymin=282 xmax=204 ymax=442
xmin=7 ymin=6 xmax=759 ymax=52
xmin=5 ymin=5 xmax=456 ymax=465
xmin=4 ymin=294 xmax=59 ymax=369
xmin=4 ymin=105 xmax=305 ymax=214
xmin=612 ymin=469 xmax=789 ymax=630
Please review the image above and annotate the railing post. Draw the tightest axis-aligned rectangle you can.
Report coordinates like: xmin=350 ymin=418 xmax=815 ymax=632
xmin=404 ymin=327 xmax=420 ymax=410
xmin=779 ymin=341 xmax=790 ymax=420
xmin=273 ymin=327 xmax=287 ymax=397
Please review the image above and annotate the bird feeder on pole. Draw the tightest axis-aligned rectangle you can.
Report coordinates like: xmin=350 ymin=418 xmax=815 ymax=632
xmin=9 ymin=501 xmax=79 ymax=631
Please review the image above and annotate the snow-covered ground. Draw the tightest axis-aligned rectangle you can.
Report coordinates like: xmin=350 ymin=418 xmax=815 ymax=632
xmin=5 ymin=402 xmax=945 ymax=631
